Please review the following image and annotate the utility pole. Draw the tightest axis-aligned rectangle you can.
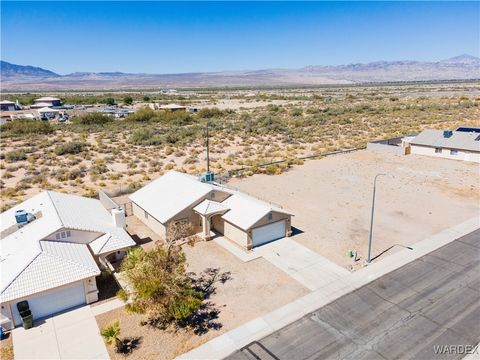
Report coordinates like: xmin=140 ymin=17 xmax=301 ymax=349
xmin=205 ymin=122 xmax=210 ymax=172
xmin=367 ymin=173 xmax=391 ymax=263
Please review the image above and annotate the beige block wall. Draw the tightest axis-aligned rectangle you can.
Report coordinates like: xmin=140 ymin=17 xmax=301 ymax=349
xmin=223 ymin=221 xmax=249 ymax=247
xmin=211 ymin=214 xmax=225 ymax=234
xmin=132 ymin=202 xmax=166 ymax=238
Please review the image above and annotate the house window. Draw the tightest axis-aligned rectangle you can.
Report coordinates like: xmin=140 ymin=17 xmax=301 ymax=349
xmin=211 ymin=192 xmax=215 ymax=199
xmin=144 ymin=211 xmax=149 ymax=219
xmin=435 ymin=148 xmax=442 ymax=153
xmin=267 ymin=213 xmax=273 ymax=221
xmin=450 ymin=150 xmax=458 ymax=155
xmin=55 ymin=231 xmax=71 ymax=240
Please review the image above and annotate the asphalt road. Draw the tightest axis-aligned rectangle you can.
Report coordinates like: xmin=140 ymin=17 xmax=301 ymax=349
xmin=227 ymin=229 xmax=480 ymax=360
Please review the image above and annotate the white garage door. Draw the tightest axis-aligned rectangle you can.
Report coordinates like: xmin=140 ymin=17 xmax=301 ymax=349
xmin=252 ymin=220 xmax=286 ymax=247
xmin=12 ymin=282 xmax=86 ymax=326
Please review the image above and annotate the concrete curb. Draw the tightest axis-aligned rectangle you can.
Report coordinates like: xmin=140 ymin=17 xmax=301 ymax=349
xmin=177 ymin=216 xmax=479 ymax=360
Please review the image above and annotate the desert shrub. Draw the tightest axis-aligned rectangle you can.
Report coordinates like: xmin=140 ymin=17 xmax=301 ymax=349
xmin=267 ymin=104 xmax=280 ymax=112
xmin=5 ymin=149 xmax=27 ymax=162
xmin=197 ymin=107 xmax=223 ymax=119
xmin=72 ymin=113 xmax=113 ymax=126
xmin=124 ymin=96 xmax=133 ymax=105
xmin=129 ymin=128 xmax=162 ymax=145
xmin=1 ymin=119 xmax=53 ymax=137
xmin=291 ymin=107 xmax=303 ymax=117
xmin=54 ymin=141 xmax=86 ymax=155
xmin=127 ymin=107 xmax=156 ymax=122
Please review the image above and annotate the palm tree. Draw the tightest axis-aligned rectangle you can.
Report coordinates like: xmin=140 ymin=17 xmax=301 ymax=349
xmin=101 ymin=321 xmax=121 ymax=351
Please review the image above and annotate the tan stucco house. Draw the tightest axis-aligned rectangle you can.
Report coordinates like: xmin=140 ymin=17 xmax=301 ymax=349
xmin=129 ymin=171 xmax=293 ymax=249
xmin=0 ymin=191 xmax=135 ymax=330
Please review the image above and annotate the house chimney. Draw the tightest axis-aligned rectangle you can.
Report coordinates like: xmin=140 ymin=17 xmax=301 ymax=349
xmin=111 ymin=208 xmax=126 ymax=229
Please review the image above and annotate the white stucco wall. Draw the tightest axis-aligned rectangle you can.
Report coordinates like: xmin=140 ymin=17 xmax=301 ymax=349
xmin=410 ymin=145 xmax=480 ymax=163
xmin=2 ymin=277 xmax=98 ymax=330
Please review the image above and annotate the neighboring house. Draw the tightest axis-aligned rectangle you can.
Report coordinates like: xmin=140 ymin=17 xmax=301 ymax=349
xmin=157 ymin=103 xmax=187 ymax=111
xmin=0 ymin=100 xmax=21 ymax=111
xmin=31 ymin=97 xmax=62 ymax=109
xmin=129 ymin=171 xmax=293 ymax=250
xmin=0 ymin=191 xmax=135 ymax=330
xmin=37 ymin=107 xmax=60 ymax=119
xmin=409 ymin=128 xmax=480 ymax=162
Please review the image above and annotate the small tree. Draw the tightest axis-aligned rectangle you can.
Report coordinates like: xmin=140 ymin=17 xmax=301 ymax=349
xmin=105 ymin=97 xmax=116 ymax=106
xmin=101 ymin=321 xmax=121 ymax=351
xmin=124 ymin=96 xmax=133 ymax=105
xmin=120 ymin=241 xmax=203 ymax=329
xmin=143 ymin=96 xmax=150 ymax=102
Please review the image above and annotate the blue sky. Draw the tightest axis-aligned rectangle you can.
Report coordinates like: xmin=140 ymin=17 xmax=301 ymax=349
xmin=1 ymin=1 xmax=478 ymax=74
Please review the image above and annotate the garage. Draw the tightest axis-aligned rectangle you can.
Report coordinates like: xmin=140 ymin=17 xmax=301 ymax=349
xmin=252 ymin=220 xmax=286 ymax=247
xmin=12 ymin=282 xmax=86 ymax=326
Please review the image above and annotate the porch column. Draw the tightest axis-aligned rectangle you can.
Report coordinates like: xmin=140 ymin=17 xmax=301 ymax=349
xmin=201 ymin=215 xmax=212 ymax=240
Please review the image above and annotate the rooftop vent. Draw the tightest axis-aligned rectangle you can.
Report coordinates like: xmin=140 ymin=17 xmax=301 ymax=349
xmin=15 ymin=210 xmax=36 ymax=228
xmin=199 ymin=171 xmax=215 ymax=183
xmin=443 ymin=130 xmax=453 ymax=138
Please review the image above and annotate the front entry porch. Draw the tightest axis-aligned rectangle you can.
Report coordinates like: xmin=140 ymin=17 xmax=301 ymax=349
xmin=193 ymin=199 xmax=229 ymax=240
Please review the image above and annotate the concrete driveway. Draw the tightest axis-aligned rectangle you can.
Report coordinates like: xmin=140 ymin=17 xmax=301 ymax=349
xmin=13 ymin=305 xmax=109 ymax=360
xmin=253 ymin=238 xmax=351 ymax=290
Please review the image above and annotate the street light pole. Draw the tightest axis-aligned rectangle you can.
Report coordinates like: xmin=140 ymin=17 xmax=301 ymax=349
xmin=367 ymin=173 xmax=388 ymax=263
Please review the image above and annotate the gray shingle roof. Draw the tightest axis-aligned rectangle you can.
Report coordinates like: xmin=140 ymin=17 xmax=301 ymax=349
xmin=410 ymin=129 xmax=480 ymax=152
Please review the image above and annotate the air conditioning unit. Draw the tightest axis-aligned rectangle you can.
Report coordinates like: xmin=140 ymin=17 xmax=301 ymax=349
xmin=199 ymin=171 xmax=215 ymax=183
xmin=443 ymin=130 xmax=453 ymax=138
xmin=15 ymin=210 xmax=36 ymax=227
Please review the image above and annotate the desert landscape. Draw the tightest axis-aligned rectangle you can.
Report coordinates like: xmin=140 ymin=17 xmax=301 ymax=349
xmin=1 ymin=82 xmax=479 ymax=212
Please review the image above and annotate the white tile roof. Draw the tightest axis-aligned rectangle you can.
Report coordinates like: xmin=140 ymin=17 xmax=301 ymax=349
xmin=0 ymin=241 xmax=99 ymax=302
xmin=410 ymin=129 xmax=480 ymax=152
xmin=0 ymin=191 xmax=134 ymax=302
xmin=129 ymin=171 xmax=292 ymax=231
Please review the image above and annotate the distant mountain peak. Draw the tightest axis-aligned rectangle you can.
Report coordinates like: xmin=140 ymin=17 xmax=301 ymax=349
xmin=0 ymin=60 xmax=59 ymax=78
xmin=1 ymin=55 xmax=479 ymax=91
xmin=441 ymin=54 xmax=480 ymax=64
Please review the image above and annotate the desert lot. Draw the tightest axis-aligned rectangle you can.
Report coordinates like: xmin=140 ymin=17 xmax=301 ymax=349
xmin=229 ymin=150 xmax=480 ymax=269
xmin=96 ymin=241 xmax=308 ymax=360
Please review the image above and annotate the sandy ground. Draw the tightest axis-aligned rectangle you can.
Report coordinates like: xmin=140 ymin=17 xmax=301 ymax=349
xmin=229 ymin=150 xmax=480 ymax=270
xmin=0 ymin=334 xmax=13 ymax=360
xmin=95 ymin=241 xmax=308 ymax=360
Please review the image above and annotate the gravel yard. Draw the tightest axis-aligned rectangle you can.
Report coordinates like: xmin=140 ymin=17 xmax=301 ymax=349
xmin=96 ymin=241 xmax=308 ymax=360
xmin=229 ymin=150 xmax=480 ymax=270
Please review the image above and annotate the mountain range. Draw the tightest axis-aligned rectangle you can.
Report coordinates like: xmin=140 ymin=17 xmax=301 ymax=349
xmin=1 ymin=55 xmax=479 ymax=91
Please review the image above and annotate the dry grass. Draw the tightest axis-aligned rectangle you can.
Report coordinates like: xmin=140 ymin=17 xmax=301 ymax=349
xmin=1 ymin=83 xmax=479 ymax=211
xmin=0 ymin=334 xmax=13 ymax=360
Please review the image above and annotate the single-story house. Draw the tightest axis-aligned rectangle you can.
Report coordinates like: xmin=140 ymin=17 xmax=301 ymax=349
xmin=37 ymin=107 xmax=60 ymax=119
xmin=129 ymin=171 xmax=293 ymax=249
xmin=31 ymin=97 xmax=62 ymax=109
xmin=0 ymin=191 xmax=135 ymax=330
xmin=157 ymin=103 xmax=187 ymax=111
xmin=0 ymin=100 xmax=21 ymax=112
xmin=409 ymin=128 xmax=480 ymax=163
